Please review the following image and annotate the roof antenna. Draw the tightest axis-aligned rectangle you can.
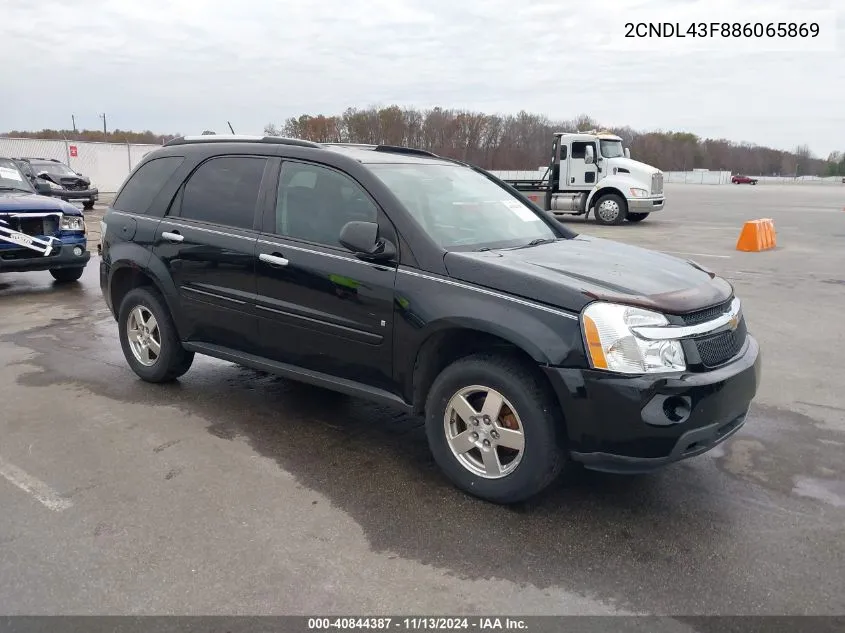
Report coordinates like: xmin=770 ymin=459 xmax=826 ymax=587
xmin=227 ymin=121 xmax=235 ymax=134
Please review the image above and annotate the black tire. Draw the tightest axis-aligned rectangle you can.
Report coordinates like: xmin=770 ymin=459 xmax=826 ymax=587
xmin=118 ymin=286 xmax=194 ymax=383
xmin=424 ymin=352 xmax=567 ymax=504
xmin=626 ymin=212 xmax=649 ymax=223
xmin=49 ymin=267 xmax=85 ymax=283
xmin=83 ymin=200 xmax=95 ymax=210
xmin=593 ymin=193 xmax=627 ymax=225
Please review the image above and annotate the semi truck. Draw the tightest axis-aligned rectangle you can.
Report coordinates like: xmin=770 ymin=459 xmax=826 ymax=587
xmin=498 ymin=131 xmax=665 ymax=225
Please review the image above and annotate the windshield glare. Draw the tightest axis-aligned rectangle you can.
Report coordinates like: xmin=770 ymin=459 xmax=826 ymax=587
xmin=600 ymin=140 xmax=624 ymax=158
xmin=32 ymin=162 xmax=76 ymax=176
xmin=0 ymin=159 xmax=33 ymax=192
xmin=369 ymin=163 xmax=557 ymax=250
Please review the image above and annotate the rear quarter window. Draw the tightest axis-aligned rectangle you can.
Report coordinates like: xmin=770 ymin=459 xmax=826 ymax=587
xmin=113 ymin=156 xmax=185 ymax=215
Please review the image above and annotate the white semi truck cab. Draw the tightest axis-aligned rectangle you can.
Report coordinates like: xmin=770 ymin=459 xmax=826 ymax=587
xmin=500 ymin=131 xmax=665 ymax=225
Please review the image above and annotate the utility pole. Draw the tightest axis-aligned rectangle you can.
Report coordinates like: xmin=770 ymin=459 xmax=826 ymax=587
xmin=99 ymin=113 xmax=108 ymax=140
xmin=71 ymin=115 xmax=77 ymax=133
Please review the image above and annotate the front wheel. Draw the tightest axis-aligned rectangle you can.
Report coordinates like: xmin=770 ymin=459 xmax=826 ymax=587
xmin=626 ymin=212 xmax=649 ymax=223
xmin=118 ymin=287 xmax=194 ymax=383
xmin=593 ymin=193 xmax=627 ymax=225
xmin=424 ymin=353 xmax=567 ymax=504
xmin=50 ymin=267 xmax=85 ymax=283
xmin=83 ymin=200 xmax=95 ymax=210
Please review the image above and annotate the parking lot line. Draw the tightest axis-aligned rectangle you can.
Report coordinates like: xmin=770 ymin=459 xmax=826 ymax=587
xmin=0 ymin=457 xmax=72 ymax=512
xmin=661 ymin=250 xmax=732 ymax=259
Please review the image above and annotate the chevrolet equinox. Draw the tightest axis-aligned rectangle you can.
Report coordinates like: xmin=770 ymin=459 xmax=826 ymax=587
xmin=100 ymin=136 xmax=761 ymax=504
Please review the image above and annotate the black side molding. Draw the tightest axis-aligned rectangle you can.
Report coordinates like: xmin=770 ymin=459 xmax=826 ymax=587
xmin=182 ymin=342 xmax=412 ymax=411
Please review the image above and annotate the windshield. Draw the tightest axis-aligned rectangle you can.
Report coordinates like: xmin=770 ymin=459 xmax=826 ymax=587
xmin=600 ymin=140 xmax=624 ymax=158
xmin=0 ymin=159 xmax=34 ymax=192
xmin=30 ymin=161 xmax=77 ymax=177
xmin=369 ymin=163 xmax=558 ymax=251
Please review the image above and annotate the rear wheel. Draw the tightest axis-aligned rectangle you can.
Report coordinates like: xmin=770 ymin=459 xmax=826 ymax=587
xmin=626 ymin=212 xmax=649 ymax=223
xmin=49 ymin=267 xmax=84 ymax=283
xmin=424 ymin=353 xmax=567 ymax=504
xmin=118 ymin=287 xmax=194 ymax=383
xmin=593 ymin=193 xmax=627 ymax=225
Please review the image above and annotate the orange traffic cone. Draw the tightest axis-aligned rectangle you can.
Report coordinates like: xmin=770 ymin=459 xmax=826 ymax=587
xmin=736 ymin=218 xmax=776 ymax=252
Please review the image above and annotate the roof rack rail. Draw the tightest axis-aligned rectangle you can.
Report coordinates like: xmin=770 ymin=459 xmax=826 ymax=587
xmin=163 ymin=135 xmax=321 ymax=148
xmin=373 ymin=145 xmax=439 ymax=158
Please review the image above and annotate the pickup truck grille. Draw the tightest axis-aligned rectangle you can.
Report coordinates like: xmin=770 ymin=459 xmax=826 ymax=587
xmin=651 ymin=172 xmax=664 ymax=195
xmin=0 ymin=213 xmax=61 ymax=237
xmin=694 ymin=316 xmax=747 ymax=368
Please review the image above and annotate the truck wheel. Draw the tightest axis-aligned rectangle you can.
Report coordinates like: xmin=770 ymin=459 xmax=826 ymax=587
xmin=593 ymin=193 xmax=627 ymax=225
xmin=626 ymin=212 xmax=649 ymax=223
xmin=118 ymin=287 xmax=194 ymax=383
xmin=49 ymin=267 xmax=85 ymax=283
xmin=424 ymin=352 xmax=567 ymax=504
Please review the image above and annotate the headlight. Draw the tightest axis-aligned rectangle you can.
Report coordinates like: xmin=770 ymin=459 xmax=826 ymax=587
xmin=48 ymin=180 xmax=66 ymax=191
xmin=61 ymin=215 xmax=85 ymax=231
xmin=629 ymin=188 xmax=649 ymax=198
xmin=582 ymin=302 xmax=686 ymax=374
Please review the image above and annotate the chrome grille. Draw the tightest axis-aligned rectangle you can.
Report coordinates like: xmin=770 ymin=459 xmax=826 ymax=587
xmin=651 ymin=172 xmax=664 ymax=195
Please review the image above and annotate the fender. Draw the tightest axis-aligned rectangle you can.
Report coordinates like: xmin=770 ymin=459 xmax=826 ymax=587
xmin=394 ymin=269 xmax=586 ymax=404
xmin=584 ymin=174 xmax=642 ymax=218
xmin=106 ymin=243 xmax=189 ymax=338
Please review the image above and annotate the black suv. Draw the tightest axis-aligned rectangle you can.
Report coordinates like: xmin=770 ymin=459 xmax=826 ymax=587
xmin=99 ymin=136 xmax=761 ymax=504
xmin=15 ymin=158 xmax=99 ymax=210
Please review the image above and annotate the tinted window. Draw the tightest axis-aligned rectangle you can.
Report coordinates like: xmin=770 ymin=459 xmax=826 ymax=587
xmin=113 ymin=156 xmax=185 ymax=215
xmin=180 ymin=156 xmax=267 ymax=229
xmin=274 ymin=161 xmax=378 ymax=247
xmin=571 ymin=142 xmax=593 ymax=159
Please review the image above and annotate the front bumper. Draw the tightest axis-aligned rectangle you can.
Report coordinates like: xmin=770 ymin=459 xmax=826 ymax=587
xmin=629 ymin=197 xmax=664 ymax=212
xmin=543 ymin=334 xmax=761 ymax=473
xmin=54 ymin=188 xmax=99 ymax=202
xmin=0 ymin=237 xmax=91 ymax=273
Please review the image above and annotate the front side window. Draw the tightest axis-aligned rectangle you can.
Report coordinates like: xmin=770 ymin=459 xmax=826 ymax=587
xmin=369 ymin=163 xmax=557 ymax=251
xmin=113 ymin=156 xmax=185 ymax=215
xmin=179 ymin=156 xmax=267 ymax=230
xmin=274 ymin=161 xmax=378 ymax=247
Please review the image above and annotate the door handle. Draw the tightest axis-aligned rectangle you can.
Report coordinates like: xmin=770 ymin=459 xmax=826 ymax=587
xmin=162 ymin=231 xmax=184 ymax=243
xmin=259 ymin=252 xmax=289 ymax=267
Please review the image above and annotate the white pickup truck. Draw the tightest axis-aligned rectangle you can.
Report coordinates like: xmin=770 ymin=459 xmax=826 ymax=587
xmin=494 ymin=131 xmax=665 ymax=225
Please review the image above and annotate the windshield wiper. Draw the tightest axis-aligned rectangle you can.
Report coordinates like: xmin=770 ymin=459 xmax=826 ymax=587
xmin=473 ymin=247 xmax=492 ymax=252
xmin=524 ymin=238 xmax=557 ymax=247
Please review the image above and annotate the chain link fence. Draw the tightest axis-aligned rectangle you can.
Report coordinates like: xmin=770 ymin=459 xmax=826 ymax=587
xmin=0 ymin=137 xmax=163 ymax=192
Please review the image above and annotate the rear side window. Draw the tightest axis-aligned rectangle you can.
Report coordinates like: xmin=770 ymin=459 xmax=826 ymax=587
xmin=113 ymin=156 xmax=184 ymax=215
xmin=179 ymin=156 xmax=267 ymax=230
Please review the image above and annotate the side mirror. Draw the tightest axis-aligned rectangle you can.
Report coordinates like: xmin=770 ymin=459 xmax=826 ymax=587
xmin=339 ymin=221 xmax=396 ymax=261
xmin=584 ymin=145 xmax=595 ymax=165
xmin=624 ymin=148 xmax=631 ymax=159
xmin=34 ymin=180 xmax=53 ymax=195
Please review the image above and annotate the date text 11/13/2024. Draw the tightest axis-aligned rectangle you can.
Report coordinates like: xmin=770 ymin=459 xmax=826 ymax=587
xmin=307 ymin=617 xmax=528 ymax=630
xmin=625 ymin=22 xmax=821 ymax=38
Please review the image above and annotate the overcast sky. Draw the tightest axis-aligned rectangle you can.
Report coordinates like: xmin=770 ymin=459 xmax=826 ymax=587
xmin=3 ymin=0 xmax=843 ymax=157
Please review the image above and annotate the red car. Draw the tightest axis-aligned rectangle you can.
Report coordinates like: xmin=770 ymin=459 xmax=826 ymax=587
xmin=732 ymin=174 xmax=758 ymax=185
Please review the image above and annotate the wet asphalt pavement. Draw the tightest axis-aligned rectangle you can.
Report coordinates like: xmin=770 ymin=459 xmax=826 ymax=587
xmin=0 ymin=184 xmax=844 ymax=617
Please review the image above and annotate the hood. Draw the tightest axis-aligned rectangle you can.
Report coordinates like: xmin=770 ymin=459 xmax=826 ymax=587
xmin=443 ymin=235 xmax=733 ymax=315
xmin=606 ymin=156 xmax=660 ymax=177
xmin=0 ymin=191 xmax=82 ymax=215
